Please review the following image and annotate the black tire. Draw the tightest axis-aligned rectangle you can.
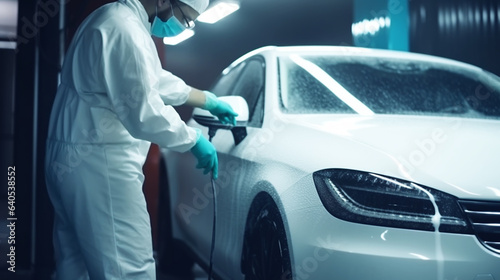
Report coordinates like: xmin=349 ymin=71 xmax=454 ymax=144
xmin=157 ymin=158 xmax=195 ymax=279
xmin=241 ymin=193 xmax=293 ymax=280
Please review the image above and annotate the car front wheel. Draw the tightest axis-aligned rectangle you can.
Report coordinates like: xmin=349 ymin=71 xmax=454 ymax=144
xmin=241 ymin=193 xmax=292 ymax=280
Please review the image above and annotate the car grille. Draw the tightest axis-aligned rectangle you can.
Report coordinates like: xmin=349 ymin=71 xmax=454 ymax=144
xmin=459 ymin=200 xmax=500 ymax=254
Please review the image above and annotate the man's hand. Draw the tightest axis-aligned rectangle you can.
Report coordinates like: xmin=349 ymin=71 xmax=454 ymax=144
xmin=190 ymin=134 xmax=218 ymax=179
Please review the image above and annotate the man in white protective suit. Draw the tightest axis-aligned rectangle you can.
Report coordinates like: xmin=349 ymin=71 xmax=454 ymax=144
xmin=44 ymin=0 xmax=237 ymax=278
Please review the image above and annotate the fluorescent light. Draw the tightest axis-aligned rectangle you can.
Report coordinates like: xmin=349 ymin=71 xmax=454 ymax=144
xmin=197 ymin=2 xmax=240 ymax=24
xmin=290 ymin=55 xmax=375 ymax=116
xmin=163 ymin=29 xmax=195 ymax=45
xmin=0 ymin=41 xmax=16 ymax=49
xmin=351 ymin=17 xmax=391 ymax=36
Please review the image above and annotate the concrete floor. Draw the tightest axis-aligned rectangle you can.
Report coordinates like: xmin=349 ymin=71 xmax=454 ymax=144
xmin=157 ymin=264 xmax=209 ymax=280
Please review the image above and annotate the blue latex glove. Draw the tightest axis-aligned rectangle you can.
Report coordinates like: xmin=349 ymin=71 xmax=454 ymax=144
xmin=204 ymin=91 xmax=238 ymax=126
xmin=190 ymin=132 xmax=218 ymax=179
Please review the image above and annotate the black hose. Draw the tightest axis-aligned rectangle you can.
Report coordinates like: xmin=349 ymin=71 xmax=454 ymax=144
xmin=207 ymin=130 xmax=217 ymax=280
xmin=207 ymin=177 xmax=217 ymax=279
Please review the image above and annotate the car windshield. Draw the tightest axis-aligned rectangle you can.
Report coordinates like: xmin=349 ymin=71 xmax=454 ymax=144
xmin=279 ymin=54 xmax=500 ymax=119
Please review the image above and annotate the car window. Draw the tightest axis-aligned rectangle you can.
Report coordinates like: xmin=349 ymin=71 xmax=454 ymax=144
xmin=231 ymin=59 xmax=265 ymax=127
xmin=279 ymin=54 xmax=500 ymax=120
xmin=211 ymin=62 xmax=246 ymax=97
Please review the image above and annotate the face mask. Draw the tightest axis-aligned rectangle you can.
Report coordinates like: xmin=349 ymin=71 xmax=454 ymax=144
xmin=151 ymin=6 xmax=186 ymax=37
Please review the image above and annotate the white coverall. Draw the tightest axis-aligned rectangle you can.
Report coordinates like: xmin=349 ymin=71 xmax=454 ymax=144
xmin=44 ymin=0 xmax=198 ymax=278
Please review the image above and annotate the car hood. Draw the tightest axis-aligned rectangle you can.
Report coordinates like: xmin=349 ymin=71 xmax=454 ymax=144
xmin=273 ymin=114 xmax=500 ymax=200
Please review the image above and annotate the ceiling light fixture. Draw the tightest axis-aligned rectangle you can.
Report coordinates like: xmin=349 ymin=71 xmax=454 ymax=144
xmin=197 ymin=2 xmax=240 ymax=24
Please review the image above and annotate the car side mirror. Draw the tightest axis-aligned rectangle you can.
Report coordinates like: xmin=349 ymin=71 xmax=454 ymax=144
xmin=192 ymin=96 xmax=249 ymax=145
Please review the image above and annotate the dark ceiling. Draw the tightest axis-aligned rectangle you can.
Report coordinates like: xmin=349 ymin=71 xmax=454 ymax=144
xmin=0 ymin=0 xmax=353 ymax=89
xmin=164 ymin=0 xmax=354 ymax=90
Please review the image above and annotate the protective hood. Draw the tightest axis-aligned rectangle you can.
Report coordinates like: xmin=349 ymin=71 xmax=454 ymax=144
xmin=179 ymin=0 xmax=209 ymax=14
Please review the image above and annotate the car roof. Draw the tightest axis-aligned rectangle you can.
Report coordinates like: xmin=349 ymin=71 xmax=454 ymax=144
xmin=226 ymin=45 xmax=483 ymax=73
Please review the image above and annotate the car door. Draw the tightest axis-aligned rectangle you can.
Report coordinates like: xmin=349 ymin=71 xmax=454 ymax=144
xmin=191 ymin=57 xmax=267 ymax=277
xmin=170 ymin=57 xmax=266 ymax=277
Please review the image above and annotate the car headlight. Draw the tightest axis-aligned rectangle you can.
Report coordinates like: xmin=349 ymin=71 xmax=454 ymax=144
xmin=313 ymin=169 xmax=472 ymax=234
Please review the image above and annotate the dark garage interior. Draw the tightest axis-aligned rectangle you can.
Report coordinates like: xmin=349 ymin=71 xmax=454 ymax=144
xmin=1 ymin=0 xmax=500 ymax=279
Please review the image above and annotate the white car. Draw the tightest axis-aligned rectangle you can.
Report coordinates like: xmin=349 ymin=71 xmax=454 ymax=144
xmin=158 ymin=46 xmax=500 ymax=280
